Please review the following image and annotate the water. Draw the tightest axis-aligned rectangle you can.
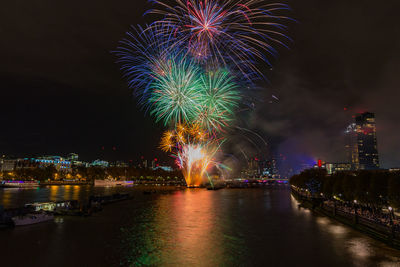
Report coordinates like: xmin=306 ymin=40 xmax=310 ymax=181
xmin=0 ymin=186 xmax=399 ymax=266
xmin=0 ymin=185 xmax=137 ymax=209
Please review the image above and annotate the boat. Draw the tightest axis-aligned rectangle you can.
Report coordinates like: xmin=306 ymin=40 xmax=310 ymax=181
xmin=94 ymin=179 xmax=133 ymax=187
xmin=12 ymin=213 xmax=54 ymax=226
xmin=25 ymin=200 xmax=78 ymax=212
xmin=1 ymin=180 xmax=39 ymax=188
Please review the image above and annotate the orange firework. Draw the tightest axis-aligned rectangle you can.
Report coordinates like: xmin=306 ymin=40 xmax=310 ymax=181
xmin=160 ymin=130 xmax=175 ymax=152
xmin=159 ymin=123 xmax=219 ymax=187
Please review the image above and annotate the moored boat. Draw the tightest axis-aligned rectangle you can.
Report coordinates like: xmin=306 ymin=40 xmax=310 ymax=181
xmin=1 ymin=180 xmax=39 ymax=188
xmin=94 ymin=179 xmax=133 ymax=187
xmin=12 ymin=213 xmax=54 ymax=226
xmin=25 ymin=200 xmax=77 ymax=212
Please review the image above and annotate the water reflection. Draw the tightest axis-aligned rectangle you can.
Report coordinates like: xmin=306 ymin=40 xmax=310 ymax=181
xmin=166 ymin=190 xmax=222 ymax=265
xmin=0 ymin=185 xmax=133 ymax=208
xmin=49 ymin=186 xmax=59 ymax=202
xmin=1 ymin=187 xmax=399 ymax=266
xmin=72 ymin=185 xmax=80 ymax=200
xmin=122 ymin=190 xmax=229 ymax=266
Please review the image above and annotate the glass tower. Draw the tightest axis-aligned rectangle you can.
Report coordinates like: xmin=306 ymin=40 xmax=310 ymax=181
xmin=345 ymin=112 xmax=379 ymax=170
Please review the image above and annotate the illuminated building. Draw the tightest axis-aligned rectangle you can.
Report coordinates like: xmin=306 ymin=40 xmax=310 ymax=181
xmin=154 ymin=165 xmax=173 ymax=172
xmin=240 ymin=158 xmax=258 ymax=178
xmin=110 ymin=161 xmax=129 ymax=168
xmin=345 ymin=123 xmax=359 ymax=170
xmin=259 ymin=159 xmax=278 ymax=178
xmin=68 ymin=153 xmax=79 ymax=161
xmin=15 ymin=158 xmax=38 ymax=169
xmin=35 ymin=156 xmax=72 ymax=172
xmin=240 ymin=157 xmax=280 ymax=178
xmin=67 ymin=153 xmax=89 ymax=168
xmin=0 ymin=159 xmax=17 ymax=172
xmin=345 ymin=112 xmax=379 ymax=170
xmin=90 ymin=159 xmax=109 ymax=168
xmin=325 ymin=163 xmax=352 ymax=174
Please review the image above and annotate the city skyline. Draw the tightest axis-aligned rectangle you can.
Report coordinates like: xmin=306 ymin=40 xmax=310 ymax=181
xmin=1 ymin=0 xmax=400 ymax=170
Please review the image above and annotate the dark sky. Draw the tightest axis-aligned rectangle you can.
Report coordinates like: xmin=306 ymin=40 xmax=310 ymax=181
xmin=1 ymin=0 xmax=399 ymax=169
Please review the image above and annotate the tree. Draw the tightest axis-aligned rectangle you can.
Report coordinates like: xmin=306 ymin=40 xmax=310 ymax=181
xmin=388 ymin=172 xmax=400 ymax=209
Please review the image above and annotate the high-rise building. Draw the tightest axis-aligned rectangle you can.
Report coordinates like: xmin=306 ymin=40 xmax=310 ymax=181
xmin=345 ymin=123 xmax=359 ymax=170
xmin=356 ymin=112 xmax=380 ymax=169
xmin=345 ymin=112 xmax=379 ymax=170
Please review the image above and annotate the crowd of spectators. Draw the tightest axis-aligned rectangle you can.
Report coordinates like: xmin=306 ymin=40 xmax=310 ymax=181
xmin=324 ymin=200 xmax=400 ymax=231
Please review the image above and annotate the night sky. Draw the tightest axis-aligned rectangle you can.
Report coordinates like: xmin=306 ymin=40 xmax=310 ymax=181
xmin=1 ymin=0 xmax=399 ymax=169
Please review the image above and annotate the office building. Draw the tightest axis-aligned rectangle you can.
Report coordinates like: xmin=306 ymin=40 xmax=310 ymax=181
xmin=345 ymin=112 xmax=379 ymax=170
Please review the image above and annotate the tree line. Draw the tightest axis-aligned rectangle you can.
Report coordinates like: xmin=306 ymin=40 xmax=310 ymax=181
xmin=290 ymin=169 xmax=400 ymax=209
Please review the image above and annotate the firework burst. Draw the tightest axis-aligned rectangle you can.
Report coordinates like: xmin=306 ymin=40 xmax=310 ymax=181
xmin=149 ymin=0 xmax=292 ymax=79
xmin=116 ymin=0 xmax=293 ymax=187
xmin=149 ymin=57 xmax=203 ymax=125
xmin=115 ymin=25 xmax=180 ymax=104
xmin=196 ymin=69 xmax=241 ymax=132
xmin=159 ymin=124 xmax=220 ymax=186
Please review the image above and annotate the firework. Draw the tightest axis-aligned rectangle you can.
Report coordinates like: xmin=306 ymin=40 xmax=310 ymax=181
xmin=151 ymin=65 xmax=241 ymax=131
xmin=160 ymin=130 xmax=175 ymax=152
xmin=116 ymin=0 xmax=293 ymax=187
xmin=196 ymin=69 xmax=241 ymax=131
xmin=178 ymin=144 xmax=212 ymax=187
xmin=160 ymin=124 xmax=218 ymax=186
xmin=149 ymin=0 xmax=292 ymax=79
xmin=148 ymin=57 xmax=204 ymax=125
xmin=115 ymin=25 xmax=180 ymax=104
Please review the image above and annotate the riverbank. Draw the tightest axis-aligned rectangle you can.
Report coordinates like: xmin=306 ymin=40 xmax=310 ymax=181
xmin=291 ymin=189 xmax=400 ymax=249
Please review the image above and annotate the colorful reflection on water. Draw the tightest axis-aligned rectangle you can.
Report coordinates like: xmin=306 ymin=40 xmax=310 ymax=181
xmin=0 ymin=187 xmax=399 ymax=266
xmin=0 ymin=185 xmax=134 ymax=208
xmin=120 ymin=188 xmax=400 ymax=266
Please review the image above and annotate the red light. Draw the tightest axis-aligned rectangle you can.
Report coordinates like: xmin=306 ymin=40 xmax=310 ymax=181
xmin=317 ymin=159 xmax=322 ymax=168
xmin=343 ymin=107 xmax=347 ymax=111
xmin=154 ymin=158 xmax=158 ymax=161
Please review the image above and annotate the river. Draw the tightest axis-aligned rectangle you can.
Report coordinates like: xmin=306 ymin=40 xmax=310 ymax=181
xmin=0 ymin=186 xmax=399 ymax=266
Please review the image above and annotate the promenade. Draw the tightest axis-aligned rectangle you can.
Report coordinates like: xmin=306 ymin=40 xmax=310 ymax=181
xmin=292 ymin=187 xmax=400 ymax=249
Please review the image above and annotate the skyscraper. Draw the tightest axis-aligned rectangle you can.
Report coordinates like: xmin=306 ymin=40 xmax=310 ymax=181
xmin=345 ymin=112 xmax=379 ymax=170
xmin=345 ymin=123 xmax=359 ymax=170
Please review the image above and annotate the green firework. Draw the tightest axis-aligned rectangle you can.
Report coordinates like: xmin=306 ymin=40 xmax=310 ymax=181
xmin=149 ymin=58 xmax=203 ymax=125
xmin=197 ymin=69 xmax=241 ymax=131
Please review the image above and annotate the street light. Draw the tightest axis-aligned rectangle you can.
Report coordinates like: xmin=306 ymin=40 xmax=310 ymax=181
xmin=388 ymin=206 xmax=394 ymax=226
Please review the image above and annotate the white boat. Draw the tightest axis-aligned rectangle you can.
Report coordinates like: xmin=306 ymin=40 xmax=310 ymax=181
xmin=1 ymin=180 xmax=39 ymax=188
xmin=12 ymin=213 xmax=54 ymax=226
xmin=94 ymin=179 xmax=133 ymax=187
